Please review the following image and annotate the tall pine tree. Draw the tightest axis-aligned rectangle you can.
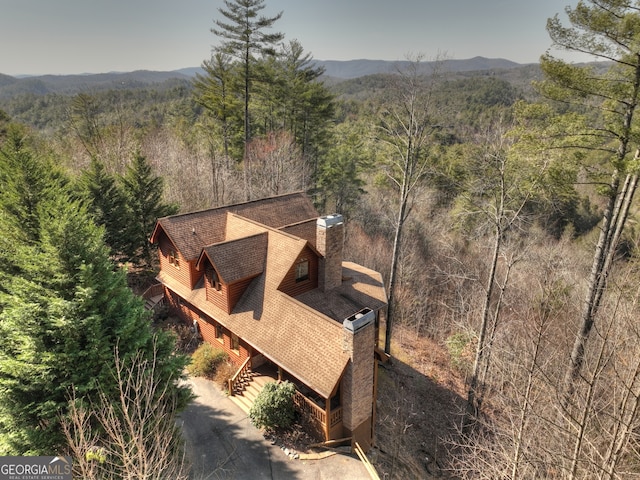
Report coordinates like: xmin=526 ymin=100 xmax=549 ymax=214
xmin=212 ymin=0 xmax=284 ymax=151
xmin=536 ymin=0 xmax=640 ymax=403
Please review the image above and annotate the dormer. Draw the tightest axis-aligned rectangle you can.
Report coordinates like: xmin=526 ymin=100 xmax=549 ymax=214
xmin=278 ymin=244 xmax=319 ymax=297
xmin=149 ymin=225 xmax=202 ymax=289
xmin=195 ymin=233 xmax=268 ymax=314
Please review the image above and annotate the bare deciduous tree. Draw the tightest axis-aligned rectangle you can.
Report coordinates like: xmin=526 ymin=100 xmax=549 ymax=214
xmin=245 ymin=130 xmax=306 ymax=199
xmin=376 ymin=53 xmax=446 ymax=355
xmin=62 ymin=344 xmax=190 ymax=480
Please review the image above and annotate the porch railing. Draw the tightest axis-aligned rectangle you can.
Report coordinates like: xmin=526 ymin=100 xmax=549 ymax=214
xmin=294 ymin=390 xmax=325 ymax=427
xmin=141 ymin=283 xmax=165 ymax=311
xmin=329 ymin=406 xmax=343 ymax=428
xmin=293 ymin=391 xmax=343 ymax=439
xmin=228 ymin=357 xmax=251 ymax=396
xmin=141 ymin=283 xmax=164 ymax=301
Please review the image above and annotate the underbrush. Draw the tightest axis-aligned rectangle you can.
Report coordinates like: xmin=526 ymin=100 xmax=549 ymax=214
xmin=213 ymin=361 xmax=237 ymax=391
xmin=372 ymin=323 xmax=467 ymax=479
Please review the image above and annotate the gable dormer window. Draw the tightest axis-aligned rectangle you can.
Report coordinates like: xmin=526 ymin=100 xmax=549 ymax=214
xmin=208 ymin=267 xmax=222 ymax=291
xmin=169 ymin=250 xmax=180 ymax=269
xmin=295 ymin=258 xmax=309 ymax=283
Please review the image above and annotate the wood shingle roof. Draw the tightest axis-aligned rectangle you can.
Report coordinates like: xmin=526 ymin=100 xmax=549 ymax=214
xmin=153 ymin=193 xmax=388 ymax=399
xmin=197 ymin=233 xmax=267 ymax=284
xmin=150 ymin=192 xmax=317 ymax=260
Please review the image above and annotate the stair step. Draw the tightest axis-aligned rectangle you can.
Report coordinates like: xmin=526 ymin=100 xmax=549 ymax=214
xmin=243 ymin=385 xmax=262 ymax=403
xmin=252 ymin=375 xmax=275 ymax=388
xmin=228 ymin=374 xmax=279 ymax=413
xmin=230 ymin=394 xmax=252 ymax=414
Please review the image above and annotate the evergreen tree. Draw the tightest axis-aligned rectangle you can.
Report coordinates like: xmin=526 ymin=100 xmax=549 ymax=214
xmin=0 ymin=109 xmax=10 ymax=141
xmin=121 ymin=152 xmax=178 ymax=268
xmin=78 ymin=158 xmax=132 ymax=260
xmin=256 ymin=39 xmax=335 ymax=170
xmin=0 ymin=124 xmax=62 ymax=244
xmin=0 ymin=131 xmax=189 ymax=455
xmin=212 ymin=0 xmax=284 ymax=152
xmin=316 ymin=121 xmax=369 ymax=217
xmin=193 ymin=52 xmax=244 ymax=160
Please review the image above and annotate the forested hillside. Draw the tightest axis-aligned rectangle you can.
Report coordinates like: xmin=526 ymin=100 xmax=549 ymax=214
xmin=2 ymin=0 xmax=640 ymax=478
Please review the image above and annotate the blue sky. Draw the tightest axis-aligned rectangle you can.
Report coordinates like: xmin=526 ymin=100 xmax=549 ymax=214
xmin=1 ymin=0 xmax=586 ymax=76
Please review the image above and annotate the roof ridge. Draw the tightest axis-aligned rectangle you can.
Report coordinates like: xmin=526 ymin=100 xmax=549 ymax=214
xmin=204 ymin=230 xmax=267 ymax=249
xmin=227 ymin=212 xmax=309 ymax=243
xmin=157 ymin=191 xmax=308 ymax=222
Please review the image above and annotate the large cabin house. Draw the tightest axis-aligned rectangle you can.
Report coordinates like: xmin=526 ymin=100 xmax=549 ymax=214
xmin=149 ymin=193 xmax=388 ymax=450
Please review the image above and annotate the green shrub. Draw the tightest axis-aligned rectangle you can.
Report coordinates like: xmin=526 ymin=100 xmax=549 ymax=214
xmin=249 ymin=381 xmax=296 ymax=431
xmin=445 ymin=331 xmax=474 ymax=373
xmin=187 ymin=343 xmax=228 ymax=378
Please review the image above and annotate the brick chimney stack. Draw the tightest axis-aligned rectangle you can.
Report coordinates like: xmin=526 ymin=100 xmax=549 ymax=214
xmin=316 ymin=214 xmax=344 ymax=292
xmin=342 ymin=308 xmax=376 ymax=450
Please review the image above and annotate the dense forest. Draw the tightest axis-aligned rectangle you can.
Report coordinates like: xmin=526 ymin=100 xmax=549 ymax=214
xmin=2 ymin=0 xmax=640 ymax=478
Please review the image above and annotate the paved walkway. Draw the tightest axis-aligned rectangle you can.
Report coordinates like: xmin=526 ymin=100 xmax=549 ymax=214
xmin=179 ymin=376 xmax=373 ymax=480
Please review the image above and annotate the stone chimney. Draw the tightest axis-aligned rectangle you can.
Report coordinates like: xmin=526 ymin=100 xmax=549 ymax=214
xmin=341 ymin=308 xmax=376 ymax=451
xmin=316 ymin=214 xmax=344 ymax=292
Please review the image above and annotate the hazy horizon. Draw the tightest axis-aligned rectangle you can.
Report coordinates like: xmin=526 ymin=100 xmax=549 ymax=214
xmin=2 ymin=0 xmax=594 ymax=76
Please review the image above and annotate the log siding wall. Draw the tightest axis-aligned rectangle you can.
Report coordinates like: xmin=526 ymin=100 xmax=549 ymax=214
xmin=158 ymin=233 xmax=203 ymax=289
xmin=164 ymin=288 xmax=250 ymax=368
xmin=279 ymin=245 xmax=318 ymax=297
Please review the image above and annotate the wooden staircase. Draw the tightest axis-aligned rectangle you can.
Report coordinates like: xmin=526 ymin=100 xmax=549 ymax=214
xmin=141 ymin=284 xmax=164 ymax=311
xmin=229 ymin=372 xmax=276 ymax=414
xmin=144 ymin=294 xmax=164 ymax=311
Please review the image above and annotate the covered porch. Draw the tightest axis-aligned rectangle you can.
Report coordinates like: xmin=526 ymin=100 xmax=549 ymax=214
xmin=228 ymin=357 xmax=344 ymax=443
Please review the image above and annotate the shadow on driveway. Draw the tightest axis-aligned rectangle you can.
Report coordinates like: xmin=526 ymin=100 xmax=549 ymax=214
xmin=179 ymin=376 xmax=372 ymax=480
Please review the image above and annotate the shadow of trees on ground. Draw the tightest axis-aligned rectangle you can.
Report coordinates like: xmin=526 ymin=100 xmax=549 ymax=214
xmin=179 ymin=380 xmax=299 ymax=480
xmin=373 ymin=353 xmax=466 ymax=479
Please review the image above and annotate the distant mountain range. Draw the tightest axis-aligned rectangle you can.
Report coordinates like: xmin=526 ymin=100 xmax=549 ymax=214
xmin=315 ymin=56 xmax=526 ymax=79
xmin=175 ymin=57 xmax=526 ymax=79
xmin=0 ymin=57 xmax=529 ymax=99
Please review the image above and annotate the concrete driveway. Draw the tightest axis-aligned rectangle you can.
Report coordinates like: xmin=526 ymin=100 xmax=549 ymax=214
xmin=179 ymin=376 xmax=373 ymax=480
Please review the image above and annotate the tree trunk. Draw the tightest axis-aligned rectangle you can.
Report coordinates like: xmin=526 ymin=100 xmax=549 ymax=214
xmin=511 ymin=302 xmax=546 ymax=480
xmin=479 ymin=255 xmax=514 ymax=388
xmin=466 ymin=158 xmax=508 ymax=421
xmin=466 ymin=224 xmax=502 ymax=420
xmin=384 ymin=170 xmax=410 ymax=355
xmin=568 ymin=317 xmax=613 ymax=480
xmin=562 ymin=169 xmax=639 ymax=406
xmin=600 ymin=347 xmax=640 ymax=479
xmin=243 ymin=44 xmax=251 ymax=201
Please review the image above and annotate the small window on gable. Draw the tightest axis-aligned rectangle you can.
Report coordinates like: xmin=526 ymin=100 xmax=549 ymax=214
xmin=208 ymin=268 xmax=222 ymax=291
xmin=168 ymin=250 xmax=180 ymax=269
xmin=295 ymin=258 xmax=309 ymax=283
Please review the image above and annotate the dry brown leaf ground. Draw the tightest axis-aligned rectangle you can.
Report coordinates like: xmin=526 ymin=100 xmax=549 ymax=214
xmin=372 ymin=324 xmax=467 ymax=479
